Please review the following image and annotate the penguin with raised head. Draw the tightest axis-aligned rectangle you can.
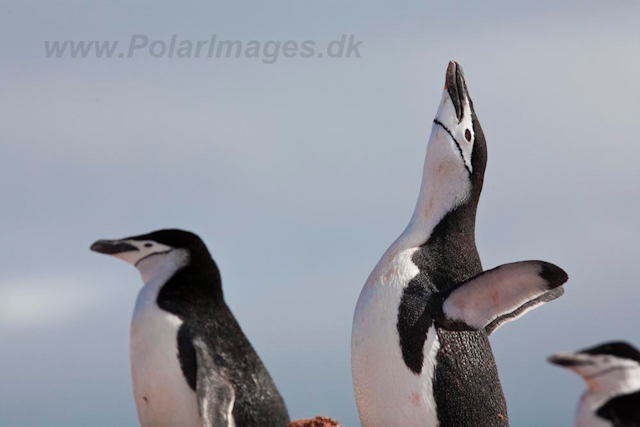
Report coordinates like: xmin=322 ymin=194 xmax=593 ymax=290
xmin=90 ymin=229 xmax=290 ymax=427
xmin=549 ymin=342 xmax=640 ymax=427
xmin=351 ymin=61 xmax=569 ymax=427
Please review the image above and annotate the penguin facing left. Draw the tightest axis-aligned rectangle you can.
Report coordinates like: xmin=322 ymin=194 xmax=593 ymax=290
xmin=549 ymin=342 xmax=640 ymax=427
xmin=90 ymin=229 xmax=290 ymax=427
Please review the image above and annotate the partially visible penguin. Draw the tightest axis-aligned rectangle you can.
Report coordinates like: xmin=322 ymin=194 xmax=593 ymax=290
xmin=351 ymin=61 xmax=569 ymax=427
xmin=90 ymin=229 xmax=290 ymax=427
xmin=549 ymin=342 xmax=640 ymax=427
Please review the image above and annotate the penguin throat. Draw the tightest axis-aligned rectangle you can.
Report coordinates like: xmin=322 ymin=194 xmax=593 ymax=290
xmin=402 ymin=168 xmax=472 ymax=249
xmin=586 ymin=365 xmax=640 ymax=406
xmin=136 ymin=249 xmax=190 ymax=284
xmin=433 ymin=119 xmax=471 ymax=174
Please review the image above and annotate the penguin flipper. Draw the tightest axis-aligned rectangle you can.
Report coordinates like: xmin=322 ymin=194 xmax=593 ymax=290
xmin=193 ymin=337 xmax=236 ymax=427
xmin=436 ymin=261 xmax=568 ymax=332
xmin=484 ymin=287 xmax=564 ymax=335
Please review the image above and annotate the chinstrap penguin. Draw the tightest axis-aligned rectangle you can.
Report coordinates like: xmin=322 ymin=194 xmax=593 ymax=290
xmin=549 ymin=342 xmax=640 ymax=427
xmin=91 ymin=229 xmax=290 ymax=427
xmin=351 ymin=61 xmax=569 ymax=427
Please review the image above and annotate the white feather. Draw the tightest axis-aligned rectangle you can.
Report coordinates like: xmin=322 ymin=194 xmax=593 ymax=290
xmin=352 ymin=248 xmax=440 ymax=427
xmin=130 ymin=249 xmax=202 ymax=427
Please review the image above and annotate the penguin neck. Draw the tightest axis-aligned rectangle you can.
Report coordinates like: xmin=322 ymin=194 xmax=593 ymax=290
xmin=137 ymin=249 xmax=190 ymax=285
xmin=400 ymin=152 xmax=476 ymax=249
xmin=151 ymin=252 xmax=225 ymax=317
xmin=584 ymin=364 xmax=640 ymax=407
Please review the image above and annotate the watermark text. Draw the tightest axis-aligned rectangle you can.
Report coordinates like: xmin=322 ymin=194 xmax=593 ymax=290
xmin=44 ymin=34 xmax=363 ymax=64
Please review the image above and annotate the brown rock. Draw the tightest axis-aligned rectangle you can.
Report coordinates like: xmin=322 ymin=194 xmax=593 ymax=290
xmin=288 ymin=416 xmax=343 ymax=427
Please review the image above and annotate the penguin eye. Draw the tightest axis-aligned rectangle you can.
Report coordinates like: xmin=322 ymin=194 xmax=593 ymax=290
xmin=465 ymin=129 xmax=472 ymax=142
xmin=144 ymin=243 xmax=153 ymax=248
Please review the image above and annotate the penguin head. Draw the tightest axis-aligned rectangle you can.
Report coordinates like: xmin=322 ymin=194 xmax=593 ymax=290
xmin=423 ymin=61 xmax=487 ymax=208
xmin=549 ymin=342 xmax=640 ymax=392
xmin=91 ymin=229 xmax=215 ymax=282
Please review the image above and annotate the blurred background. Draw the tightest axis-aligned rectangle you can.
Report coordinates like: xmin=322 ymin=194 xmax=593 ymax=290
xmin=2 ymin=1 xmax=640 ymax=426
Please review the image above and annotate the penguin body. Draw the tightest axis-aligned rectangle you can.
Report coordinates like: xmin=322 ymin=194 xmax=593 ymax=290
xmin=550 ymin=342 xmax=640 ymax=427
xmin=91 ymin=229 xmax=290 ymax=427
xmin=129 ymin=248 xmax=200 ymax=427
xmin=351 ymin=62 xmax=568 ymax=427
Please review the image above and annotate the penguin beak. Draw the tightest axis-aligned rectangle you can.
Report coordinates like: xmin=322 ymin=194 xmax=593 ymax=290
xmin=90 ymin=239 xmax=139 ymax=255
xmin=444 ymin=61 xmax=468 ymax=123
xmin=548 ymin=353 xmax=594 ymax=367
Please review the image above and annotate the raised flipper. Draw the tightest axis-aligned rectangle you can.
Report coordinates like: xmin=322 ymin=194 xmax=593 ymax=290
xmin=484 ymin=286 xmax=564 ymax=335
xmin=433 ymin=261 xmax=568 ymax=332
xmin=193 ymin=337 xmax=236 ymax=427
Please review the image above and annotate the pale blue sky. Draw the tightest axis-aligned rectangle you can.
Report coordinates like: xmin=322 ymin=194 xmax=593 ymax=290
xmin=1 ymin=1 xmax=640 ymax=426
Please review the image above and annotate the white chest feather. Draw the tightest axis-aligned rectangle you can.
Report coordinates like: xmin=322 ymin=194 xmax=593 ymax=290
xmin=352 ymin=247 xmax=440 ymax=427
xmin=575 ymin=393 xmax=610 ymax=427
xmin=130 ymin=251 xmax=201 ymax=427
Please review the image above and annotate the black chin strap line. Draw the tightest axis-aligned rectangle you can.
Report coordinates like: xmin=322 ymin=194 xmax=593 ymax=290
xmin=584 ymin=365 xmax=640 ymax=381
xmin=433 ymin=119 xmax=471 ymax=174
xmin=135 ymin=249 xmax=174 ymax=267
